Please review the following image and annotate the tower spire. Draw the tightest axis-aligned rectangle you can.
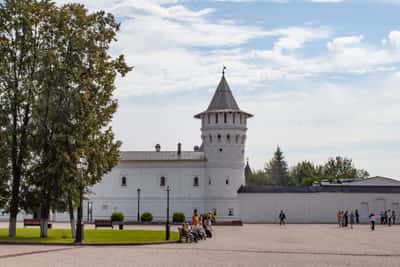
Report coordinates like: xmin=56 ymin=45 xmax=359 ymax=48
xmin=222 ymin=65 xmax=227 ymax=76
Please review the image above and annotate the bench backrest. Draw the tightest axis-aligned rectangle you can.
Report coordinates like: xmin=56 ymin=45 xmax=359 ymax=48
xmin=95 ymin=220 xmax=113 ymax=226
xmin=24 ymin=219 xmax=40 ymax=224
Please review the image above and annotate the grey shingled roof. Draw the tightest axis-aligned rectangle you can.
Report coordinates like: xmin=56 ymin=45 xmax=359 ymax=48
xmin=194 ymin=75 xmax=253 ymax=118
xmin=120 ymin=151 xmax=206 ymax=161
xmin=207 ymin=75 xmax=240 ymax=111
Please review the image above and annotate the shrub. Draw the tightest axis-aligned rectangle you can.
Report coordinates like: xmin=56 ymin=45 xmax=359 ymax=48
xmin=172 ymin=212 xmax=185 ymax=223
xmin=202 ymin=212 xmax=216 ymax=223
xmin=111 ymin=211 xmax=124 ymax=222
xmin=141 ymin=211 xmax=153 ymax=222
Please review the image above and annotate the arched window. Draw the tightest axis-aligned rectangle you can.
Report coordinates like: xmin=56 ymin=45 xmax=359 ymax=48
xmin=209 ymin=134 xmax=212 ymax=143
xmin=239 ymin=114 xmax=242 ymax=124
xmin=233 ymin=113 xmax=236 ymax=124
xmin=207 ymin=114 xmax=211 ymax=124
xmin=235 ymin=135 xmax=240 ymax=144
xmin=217 ymin=134 xmax=221 ymax=142
xmin=226 ymin=178 xmax=229 ymax=185
xmin=121 ymin=176 xmax=127 ymax=186
xmin=160 ymin=176 xmax=166 ymax=186
xmin=193 ymin=177 xmax=199 ymax=187
xmin=226 ymin=134 xmax=230 ymax=143
xmin=215 ymin=113 xmax=219 ymax=123
xmin=224 ymin=113 xmax=227 ymax=123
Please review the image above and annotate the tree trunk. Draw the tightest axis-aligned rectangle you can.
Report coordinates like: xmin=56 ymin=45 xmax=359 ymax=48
xmin=8 ymin=217 xmax=17 ymax=237
xmin=68 ymin=194 xmax=76 ymax=238
xmin=40 ymin=203 xmax=50 ymax=238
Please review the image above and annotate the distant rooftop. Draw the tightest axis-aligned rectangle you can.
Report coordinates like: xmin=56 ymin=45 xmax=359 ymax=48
xmin=120 ymin=151 xmax=206 ymax=162
xmin=238 ymin=183 xmax=400 ymax=194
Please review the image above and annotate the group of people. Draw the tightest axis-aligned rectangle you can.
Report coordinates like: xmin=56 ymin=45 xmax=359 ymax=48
xmin=379 ymin=210 xmax=396 ymax=226
xmin=337 ymin=209 xmax=397 ymax=231
xmin=180 ymin=209 xmax=214 ymax=243
xmin=337 ymin=210 xmax=359 ymax=228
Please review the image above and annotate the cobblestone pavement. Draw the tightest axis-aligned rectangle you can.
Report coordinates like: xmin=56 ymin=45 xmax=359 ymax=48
xmin=1 ymin=224 xmax=400 ymax=267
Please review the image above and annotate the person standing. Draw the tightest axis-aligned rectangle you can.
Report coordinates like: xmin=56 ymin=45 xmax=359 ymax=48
xmin=392 ymin=210 xmax=396 ymax=225
xmin=388 ymin=209 xmax=392 ymax=226
xmin=279 ymin=210 xmax=286 ymax=226
xmin=380 ymin=210 xmax=385 ymax=224
xmin=349 ymin=211 xmax=355 ymax=229
xmin=355 ymin=209 xmax=359 ymax=224
xmin=192 ymin=209 xmax=199 ymax=226
xmin=384 ymin=210 xmax=388 ymax=225
xmin=337 ymin=210 xmax=343 ymax=228
xmin=344 ymin=210 xmax=349 ymax=227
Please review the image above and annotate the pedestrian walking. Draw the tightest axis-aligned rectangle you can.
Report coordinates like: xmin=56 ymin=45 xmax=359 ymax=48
xmin=279 ymin=210 xmax=286 ymax=226
xmin=369 ymin=213 xmax=376 ymax=231
xmin=355 ymin=209 xmax=359 ymax=224
xmin=388 ymin=209 xmax=392 ymax=226
xmin=349 ymin=211 xmax=355 ymax=229
xmin=384 ymin=210 xmax=388 ymax=224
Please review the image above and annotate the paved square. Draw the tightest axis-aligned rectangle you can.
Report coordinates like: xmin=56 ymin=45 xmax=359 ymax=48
xmin=1 ymin=224 xmax=399 ymax=266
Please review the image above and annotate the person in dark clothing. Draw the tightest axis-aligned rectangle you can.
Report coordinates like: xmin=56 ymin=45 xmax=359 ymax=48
xmin=388 ymin=209 xmax=392 ymax=226
xmin=369 ymin=213 xmax=375 ymax=231
xmin=344 ymin=211 xmax=349 ymax=227
xmin=392 ymin=210 xmax=396 ymax=225
xmin=355 ymin=209 xmax=360 ymax=224
xmin=384 ymin=210 xmax=388 ymax=224
xmin=279 ymin=210 xmax=286 ymax=226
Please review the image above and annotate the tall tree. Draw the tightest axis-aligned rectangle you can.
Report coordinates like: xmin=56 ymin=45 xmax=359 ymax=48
xmin=0 ymin=0 xmax=56 ymax=236
xmin=28 ymin=3 xmax=130 ymax=237
xmin=265 ymin=146 xmax=289 ymax=186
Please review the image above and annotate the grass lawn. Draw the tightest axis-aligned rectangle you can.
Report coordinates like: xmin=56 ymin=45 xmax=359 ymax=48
xmin=0 ymin=228 xmax=179 ymax=244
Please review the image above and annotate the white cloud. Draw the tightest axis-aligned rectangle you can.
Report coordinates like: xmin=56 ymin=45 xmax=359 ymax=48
xmin=326 ymin=35 xmax=363 ymax=51
xmin=388 ymin=30 xmax=400 ymax=47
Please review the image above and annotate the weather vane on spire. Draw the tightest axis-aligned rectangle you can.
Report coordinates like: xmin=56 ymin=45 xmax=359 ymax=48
xmin=222 ymin=65 xmax=227 ymax=76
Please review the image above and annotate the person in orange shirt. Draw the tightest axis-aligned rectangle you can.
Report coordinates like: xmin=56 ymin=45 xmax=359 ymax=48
xmin=192 ymin=209 xmax=199 ymax=226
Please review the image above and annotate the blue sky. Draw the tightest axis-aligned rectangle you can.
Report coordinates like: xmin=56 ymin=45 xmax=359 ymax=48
xmin=53 ymin=0 xmax=400 ymax=178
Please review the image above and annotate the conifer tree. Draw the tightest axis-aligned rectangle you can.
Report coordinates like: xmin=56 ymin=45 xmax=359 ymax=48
xmin=265 ymin=146 xmax=289 ymax=186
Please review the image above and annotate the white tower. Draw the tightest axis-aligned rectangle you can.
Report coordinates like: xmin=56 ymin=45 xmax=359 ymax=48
xmin=194 ymin=72 xmax=253 ymax=219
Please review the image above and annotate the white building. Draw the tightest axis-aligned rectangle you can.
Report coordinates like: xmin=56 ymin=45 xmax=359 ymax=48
xmin=84 ymin=74 xmax=400 ymax=224
xmin=88 ymin=73 xmax=252 ymax=222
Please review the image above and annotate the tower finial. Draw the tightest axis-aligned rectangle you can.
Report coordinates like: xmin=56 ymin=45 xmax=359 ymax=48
xmin=222 ymin=65 xmax=227 ymax=76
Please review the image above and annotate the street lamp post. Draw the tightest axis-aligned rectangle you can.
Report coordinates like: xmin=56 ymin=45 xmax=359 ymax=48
xmin=165 ymin=185 xmax=170 ymax=241
xmin=137 ymin=188 xmax=141 ymax=222
xmin=75 ymin=156 xmax=88 ymax=243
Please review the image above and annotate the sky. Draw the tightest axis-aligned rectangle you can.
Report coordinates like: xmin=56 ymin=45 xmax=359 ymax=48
xmin=53 ymin=0 xmax=400 ymax=178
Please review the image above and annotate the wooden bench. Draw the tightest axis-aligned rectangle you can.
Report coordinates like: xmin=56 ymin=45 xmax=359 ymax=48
xmin=23 ymin=219 xmax=52 ymax=229
xmin=94 ymin=219 xmax=114 ymax=229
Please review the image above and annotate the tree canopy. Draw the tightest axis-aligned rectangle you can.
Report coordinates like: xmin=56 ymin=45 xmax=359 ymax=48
xmin=0 ymin=0 xmax=131 ymax=237
xmin=246 ymin=148 xmax=369 ymax=187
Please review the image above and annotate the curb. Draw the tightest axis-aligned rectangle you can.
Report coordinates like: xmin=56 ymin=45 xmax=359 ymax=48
xmin=0 ymin=240 xmax=180 ymax=246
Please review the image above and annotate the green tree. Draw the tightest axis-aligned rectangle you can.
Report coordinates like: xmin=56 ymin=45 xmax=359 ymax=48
xmin=265 ymin=146 xmax=289 ymax=186
xmin=0 ymin=0 xmax=56 ymax=237
xmin=323 ymin=156 xmax=369 ymax=182
xmin=246 ymin=169 xmax=274 ymax=186
xmin=27 ymin=3 xmax=130 ymax=237
xmin=0 ymin=0 xmax=131 ymax=238
xmin=289 ymin=161 xmax=323 ymax=186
